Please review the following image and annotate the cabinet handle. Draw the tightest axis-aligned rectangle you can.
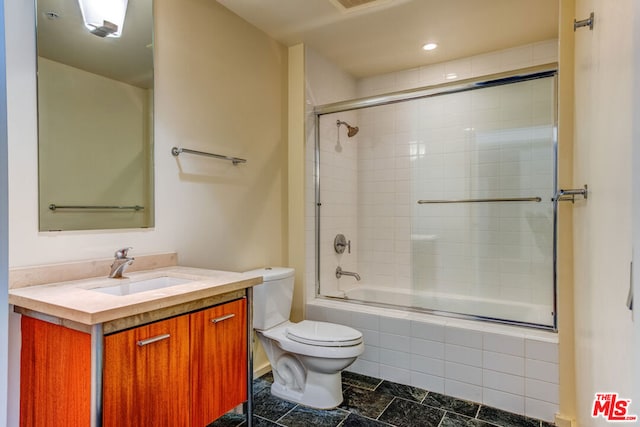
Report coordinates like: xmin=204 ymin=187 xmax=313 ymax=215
xmin=137 ymin=333 xmax=171 ymax=347
xmin=210 ymin=313 xmax=235 ymax=324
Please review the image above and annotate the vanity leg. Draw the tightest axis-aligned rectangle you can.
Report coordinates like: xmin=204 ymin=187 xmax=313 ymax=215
xmin=246 ymin=288 xmax=254 ymax=427
xmin=91 ymin=324 xmax=104 ymax=427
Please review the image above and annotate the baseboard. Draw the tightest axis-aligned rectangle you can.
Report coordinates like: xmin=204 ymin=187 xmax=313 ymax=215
xmin=254 ymin=362 xmax=272 ymax=378
xmin=555 ymin=414 xmax=576 ymax=427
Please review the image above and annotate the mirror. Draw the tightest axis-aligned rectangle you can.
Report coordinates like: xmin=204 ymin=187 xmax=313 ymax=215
xmin=37 ymin=0 xmax=154 ymax=231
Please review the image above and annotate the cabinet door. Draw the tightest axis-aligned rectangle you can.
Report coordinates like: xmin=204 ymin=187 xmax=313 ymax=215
xmin=190 ymin=299 xmax=247 ymax=426
xmin=103 ymin=315 xmax=190 ymax=427
xmin=20 ymin=316 xmax=91 ymax=427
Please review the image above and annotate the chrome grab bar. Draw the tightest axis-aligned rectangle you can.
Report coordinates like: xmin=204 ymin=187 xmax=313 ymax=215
xmin=417 ymin=197 xmax=541 ymax=204
xmin=171 ymin=146 xmax=247 ymax=165
xmin=137 ymin=334 xmax=171 ymax=347
xmin=49 ymin=204 xmax=144 ymax=211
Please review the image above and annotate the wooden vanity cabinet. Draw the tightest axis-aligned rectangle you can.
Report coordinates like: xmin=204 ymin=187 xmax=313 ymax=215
xmin=20 ymin=298 xmax=248 ymax=427
xmin=102 ymin=314 xmax=191 ymax=427
xmin=20 ymin=316 xmax=92 ymax=427
xmin=190 ymin=299 xmax=247 ymax=426
xmin=102 ymin=298 xmax=247 ymax=427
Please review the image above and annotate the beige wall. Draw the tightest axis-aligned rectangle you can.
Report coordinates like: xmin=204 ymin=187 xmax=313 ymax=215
xmin=572 ymin=0 xmax=634 ymax=426
xmin=7 ymin=0 xmax=288 ymax=270
xmin=288 ymin=44 xmax=305 ymax=324
xmin=556 ymin=0 xmax=576 ymax=425
xmin=6 ymin=0 xmax=288 ymax=423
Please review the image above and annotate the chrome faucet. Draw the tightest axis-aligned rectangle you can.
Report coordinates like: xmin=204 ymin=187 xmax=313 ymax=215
xmin=336 ymin=266 xmax=361 ymax=281
xmin=109 ymin=247 xmax=134 ymax=278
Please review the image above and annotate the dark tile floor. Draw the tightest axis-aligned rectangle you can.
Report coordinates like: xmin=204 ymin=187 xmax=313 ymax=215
xmin=211 ymin=372 xmax=556 ymax=427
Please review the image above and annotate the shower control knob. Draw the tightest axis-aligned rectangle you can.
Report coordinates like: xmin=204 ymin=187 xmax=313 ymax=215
xmin=334 ymin=234 xmax=348 ymax=254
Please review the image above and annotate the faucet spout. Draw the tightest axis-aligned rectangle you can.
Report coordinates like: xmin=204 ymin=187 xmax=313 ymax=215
xmin=336 ymin=266 xmax=361 ymax=281
xmin=109 ymin=247 xmax=134 ymax=278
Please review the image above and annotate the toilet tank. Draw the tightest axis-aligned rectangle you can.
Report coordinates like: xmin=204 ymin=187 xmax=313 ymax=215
xmin=245 ymin=267 xmax=295 ymax=330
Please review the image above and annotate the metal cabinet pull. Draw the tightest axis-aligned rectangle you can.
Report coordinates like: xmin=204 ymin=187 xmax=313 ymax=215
xmin=137 ymin=333 xmax=171 ymax=347
xmin=211 ymin=313 xmax=235 ymax=324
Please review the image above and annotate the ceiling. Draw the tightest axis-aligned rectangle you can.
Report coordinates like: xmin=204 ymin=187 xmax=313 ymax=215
xmin=217 ymin=0 xmax=559 ymax=78
xmin=37 ymin=0 xmax=153 ymax=88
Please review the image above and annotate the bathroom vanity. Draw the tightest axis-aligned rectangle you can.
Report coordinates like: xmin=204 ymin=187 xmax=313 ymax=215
xmin=9 ymin=257 xmax=262 ymax=427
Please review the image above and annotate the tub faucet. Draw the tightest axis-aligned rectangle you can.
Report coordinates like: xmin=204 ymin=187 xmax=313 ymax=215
xmin=109 ymin=247 xmax=134 ymax=278
xmin=336 ymin=266 xmax=361 ymax=281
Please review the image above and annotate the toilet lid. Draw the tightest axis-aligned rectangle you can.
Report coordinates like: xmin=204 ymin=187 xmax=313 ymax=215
xmin=286 ymin=320 xmax=363 ymax=347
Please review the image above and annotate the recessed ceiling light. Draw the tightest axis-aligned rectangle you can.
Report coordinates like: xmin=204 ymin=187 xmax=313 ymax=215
xmin=422 ymin=43 xmax=438 ymax=51
xmin=445 ymin=73 xmax=458 ymax=80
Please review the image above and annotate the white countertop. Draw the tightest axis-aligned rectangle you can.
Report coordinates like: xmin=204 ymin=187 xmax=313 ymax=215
xmin=9 ymin=266 xmax=263 ymax=325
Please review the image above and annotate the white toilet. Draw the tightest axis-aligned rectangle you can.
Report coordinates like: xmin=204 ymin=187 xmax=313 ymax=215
xmin=248 ymin=267 xmax=364 ymax=409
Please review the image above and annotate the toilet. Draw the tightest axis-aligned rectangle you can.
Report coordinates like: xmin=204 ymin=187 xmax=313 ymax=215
xmin=247 ymin=267 xmax=364 ymax=409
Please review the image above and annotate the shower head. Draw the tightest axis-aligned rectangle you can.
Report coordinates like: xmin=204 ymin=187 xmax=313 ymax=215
xmin=337 ymin=120 xmax=359 ymax=137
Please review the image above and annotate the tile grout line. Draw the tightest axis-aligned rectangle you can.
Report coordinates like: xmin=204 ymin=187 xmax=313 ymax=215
xmin=376 ymin=396 xmax=397 ymax=421
xmin=435 ymin=410 xmax=448 ymax=427
xmin=475 ymin=404 xmax=482 ymax=419
xmin=274 ymin=404 xmax=299 ymax=424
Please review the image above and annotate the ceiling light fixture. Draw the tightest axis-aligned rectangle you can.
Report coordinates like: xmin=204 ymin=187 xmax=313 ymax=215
xmin=422 ymin=43 xmax=438 ymax=51
xmin=77 ymin=0 xmax=129 ymax=38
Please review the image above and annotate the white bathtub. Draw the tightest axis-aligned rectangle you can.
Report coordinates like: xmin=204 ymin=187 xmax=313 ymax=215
xmin=305 ymin=297 xmax=559 ymax=423
xmin=333 ymin=285 xmax=554 ymax=328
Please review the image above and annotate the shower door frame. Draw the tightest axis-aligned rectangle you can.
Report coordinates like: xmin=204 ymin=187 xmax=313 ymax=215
xmin=313 ymin=63 xmax=559 ymax=331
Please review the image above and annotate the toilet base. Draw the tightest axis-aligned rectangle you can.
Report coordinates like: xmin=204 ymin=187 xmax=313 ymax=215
xmin=270 ymin=370 xmax=344 ymax=409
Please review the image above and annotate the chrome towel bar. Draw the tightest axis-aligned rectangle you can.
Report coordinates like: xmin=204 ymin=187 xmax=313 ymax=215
xmin=171 ymin=146 xmax=247 ymax=165
xmin=417 ymin=197 xmax=542 ymax=204
xmin=49 ymin=204 xmax=144 ymax=211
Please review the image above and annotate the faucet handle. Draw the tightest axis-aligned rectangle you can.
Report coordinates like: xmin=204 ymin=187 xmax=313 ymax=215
xmin=115 ymin=247 xmax=133 ymax=259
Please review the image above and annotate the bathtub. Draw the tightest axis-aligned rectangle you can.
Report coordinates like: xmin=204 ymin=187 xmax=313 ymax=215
xmin=305 ymin=296 xmax=559 ymax=423
xmin=332 ymin=285 xmax=554 ymax=328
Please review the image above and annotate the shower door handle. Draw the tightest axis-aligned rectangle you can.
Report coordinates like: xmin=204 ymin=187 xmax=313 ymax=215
xmin=553 ymin=185 xmax=588 ymax=203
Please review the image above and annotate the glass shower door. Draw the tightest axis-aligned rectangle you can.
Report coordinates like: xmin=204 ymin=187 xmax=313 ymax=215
xmin=315 ymin=71 xmax=557 ymax=329
xmin=410 ymin=76 xmax=556 ymax=326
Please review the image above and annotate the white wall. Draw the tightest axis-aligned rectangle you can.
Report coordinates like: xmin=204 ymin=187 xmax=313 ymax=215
xmin=0 ymin=0 xmax=8 ymax=423
xmin=305 ymin=48 xmax=359 ymax=299
xmin=634 ymin=0 xmax=640 ymax=419
xmin=573 ymin=0 xmax=635 ymax=426
xmin=6 ymin=0 xmax=288 ymax=424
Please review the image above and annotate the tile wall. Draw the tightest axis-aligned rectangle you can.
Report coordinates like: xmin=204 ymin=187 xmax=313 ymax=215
xmin=304 ymin=40 xmax=560 ymax=422
xmin=354 ymin=77 xmax=556 ymax=311
xmin=307 ymin=300 xmax=559 ymax=423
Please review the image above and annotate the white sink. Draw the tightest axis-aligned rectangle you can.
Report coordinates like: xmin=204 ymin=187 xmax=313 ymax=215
xmin=93 ymin=276 xmax=192 ymax=296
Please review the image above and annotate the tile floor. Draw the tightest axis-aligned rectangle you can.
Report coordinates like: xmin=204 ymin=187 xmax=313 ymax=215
xmin=210 ymin=372 xmax=555 ymax=427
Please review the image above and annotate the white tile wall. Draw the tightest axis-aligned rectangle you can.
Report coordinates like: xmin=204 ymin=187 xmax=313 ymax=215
xmin=304 ymin=41 xmax=560 ymax=424
xmin=349 ymin=70 xmax=556 ymax=323
xmin=306 ymin=300 xmax=560 ymax=423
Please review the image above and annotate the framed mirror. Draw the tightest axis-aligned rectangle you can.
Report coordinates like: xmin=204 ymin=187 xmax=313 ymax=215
xmin=36 ymin=0 xmax=154 ymax=231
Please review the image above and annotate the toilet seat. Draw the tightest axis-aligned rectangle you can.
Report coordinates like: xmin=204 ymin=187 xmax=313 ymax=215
xmin=286 ymin=320 xmax=363 ymax=347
